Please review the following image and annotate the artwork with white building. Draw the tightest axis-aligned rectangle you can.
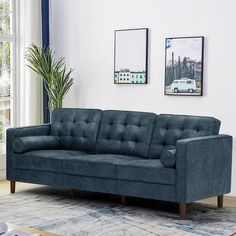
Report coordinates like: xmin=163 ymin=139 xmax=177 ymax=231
xmin=114 ymin=28 xmax=148 ymax=84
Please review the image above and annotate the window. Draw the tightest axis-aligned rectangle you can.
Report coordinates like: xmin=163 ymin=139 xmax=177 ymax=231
xmin=186 ymin=80 xmax=193 ymax=84
xmin=0 ymin=0 xmax=15 ymax=155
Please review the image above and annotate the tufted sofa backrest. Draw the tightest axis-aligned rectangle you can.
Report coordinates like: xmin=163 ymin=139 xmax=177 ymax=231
xmin=148 ymin=114 xmax=221 ymax=159
xmin=96 ymin=110 xmax=157 ymax=157
xmin=50 ymin=108 xmax=102 ymax=153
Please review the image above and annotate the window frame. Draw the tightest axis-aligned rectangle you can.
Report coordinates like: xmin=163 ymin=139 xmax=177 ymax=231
xmin=0 ymin=0 xmax=16 ymax=126
xmin=0 ymin=0 xmax=16 ymax=156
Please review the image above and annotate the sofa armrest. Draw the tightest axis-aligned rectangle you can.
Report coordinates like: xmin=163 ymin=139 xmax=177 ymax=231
xmin=176 ymin=134 xmax=233 ymax=203
xmin=6 ymin=124 xmax=51 ymax=180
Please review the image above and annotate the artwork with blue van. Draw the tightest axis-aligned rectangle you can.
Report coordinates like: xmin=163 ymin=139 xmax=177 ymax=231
xmin=114 ymin=28 xmax=148 ymax=84
xmin=165 ymin=36 xmax=204 ymax=96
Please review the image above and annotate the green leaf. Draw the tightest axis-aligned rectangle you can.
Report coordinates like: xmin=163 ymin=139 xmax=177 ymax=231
xmin=25 ymin=44 xmax=74 ymax=111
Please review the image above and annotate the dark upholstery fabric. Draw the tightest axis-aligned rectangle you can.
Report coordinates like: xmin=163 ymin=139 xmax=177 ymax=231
xmin=63 ymin=154 xmax=140 ymax=179
xmin=96 ymin=110 xmax=157 ymax=157
xmin=7 ymin=124 xmax=51 ymax=180
xmin=7 ymin=109 xmax=232 ymax=207
xmin=13 ymin=136 xmax=59 ymax=154
xmin=50 ymin=108 xmax=102 ymax=153
xmin=176 ymin=135 xmax=232 ymax=203
xmin=160 ymin=149 xmax=176 ymax=168
xmin=117 ymin=180 xmax=176 ymax=201
xmin=148 ymin=114 xmax=221 ymax=159
xmin=64 ymin=175 xmax=117 ymax=194
xmin=14 ymin=169 xmax=63 ymax=187
xmin=14 ymin=150 xmax=88 ymax=173
xmin=117 ymin=159 xmax=175 ymax=185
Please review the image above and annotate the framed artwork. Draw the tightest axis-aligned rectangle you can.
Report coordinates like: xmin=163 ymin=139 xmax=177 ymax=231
xmin=164 ymin=36 xmax=204 ymax=96
xmin=114 ymin=28 xmax=148 ymax=84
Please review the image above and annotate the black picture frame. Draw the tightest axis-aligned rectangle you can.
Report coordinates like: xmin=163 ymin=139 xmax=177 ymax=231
xmin=164 ymin=36 xmax=204 ymax=96
xmin=114 ymin=28 xmax=148 ymax=84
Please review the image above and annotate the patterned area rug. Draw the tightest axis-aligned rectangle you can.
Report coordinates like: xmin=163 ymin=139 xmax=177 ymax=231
xmin=0 ymin=187 xmax=235 ymax=236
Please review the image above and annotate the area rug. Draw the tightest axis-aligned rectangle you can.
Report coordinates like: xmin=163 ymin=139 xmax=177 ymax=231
xmin=0 ymin=187 xmax=235 ymax=236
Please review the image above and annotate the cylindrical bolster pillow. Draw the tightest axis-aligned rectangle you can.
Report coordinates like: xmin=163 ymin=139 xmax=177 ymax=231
xmin=13 ymin=136 xmax=59 ymax=154
xmin=160 ymin=149 xmax=176 ymax=168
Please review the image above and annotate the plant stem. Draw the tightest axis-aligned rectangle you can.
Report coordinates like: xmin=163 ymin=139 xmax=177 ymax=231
xmin=57 ymin=98 xmax=62 ymax=108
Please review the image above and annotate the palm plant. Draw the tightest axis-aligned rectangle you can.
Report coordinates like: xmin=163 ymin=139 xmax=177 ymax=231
xmin=25 ymin=44 xmax=73 ymax=111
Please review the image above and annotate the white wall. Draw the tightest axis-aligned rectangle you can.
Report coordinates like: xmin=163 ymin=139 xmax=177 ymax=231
xmin=50 ymin=0 xmax=236 ymax=196
xmin=0 ymin=154 xmax=6 ymax=180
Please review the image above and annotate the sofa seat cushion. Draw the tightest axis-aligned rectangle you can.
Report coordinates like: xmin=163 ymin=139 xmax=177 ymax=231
xmin=117 ymin=159 xmax=175 ymax=185
xmin=13 ymin=136 xmax=59 ymax=154
xmin=14 ymin=150 xmax=89 ymax=173
xmin=63 ymin=154 xmax=141 ymax=179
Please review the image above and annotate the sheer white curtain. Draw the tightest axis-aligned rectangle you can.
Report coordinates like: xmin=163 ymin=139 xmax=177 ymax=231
xmin=15 ymin=0 xmax=43 ymax=126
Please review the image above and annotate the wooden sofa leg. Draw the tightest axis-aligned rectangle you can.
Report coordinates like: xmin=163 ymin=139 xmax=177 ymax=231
xmin=121 ymin=196 xmax=127 ymax=205
xmin=179 ymin=203 xmax=186 ymax=219
xmin=10 ymin=181 xmax=15 ymax=194
xmin=217 ymin=195 xmax=223 ymax=208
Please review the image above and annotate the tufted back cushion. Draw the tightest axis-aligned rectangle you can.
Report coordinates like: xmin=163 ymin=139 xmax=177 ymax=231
xmin=96 ymin=110 xmax=157 ymax=158
xmin=148 ymin=114 xmax=221 ymax=159
xmin=50 ymin=108 xmax=102 ymax=153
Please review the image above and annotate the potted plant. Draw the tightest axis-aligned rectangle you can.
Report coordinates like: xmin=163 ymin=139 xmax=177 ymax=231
xmin=25 ymin=44 xmax=74 ymax=112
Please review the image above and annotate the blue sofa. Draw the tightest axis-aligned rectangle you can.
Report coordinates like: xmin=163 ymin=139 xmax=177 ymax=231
xmin=7 ymin=108 xmax=233 ymax=218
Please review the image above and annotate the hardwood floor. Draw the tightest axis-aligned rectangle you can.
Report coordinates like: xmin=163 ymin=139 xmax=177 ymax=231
xmin=199 ymin=195 xmax=236 ymax=208
xmin=7 ymin=223 xmax=59 ymax=236
xmin=1 ymin=180 xmax=236 ymax=207
xmin=0 ymin=180 xmax=40 ymax=195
